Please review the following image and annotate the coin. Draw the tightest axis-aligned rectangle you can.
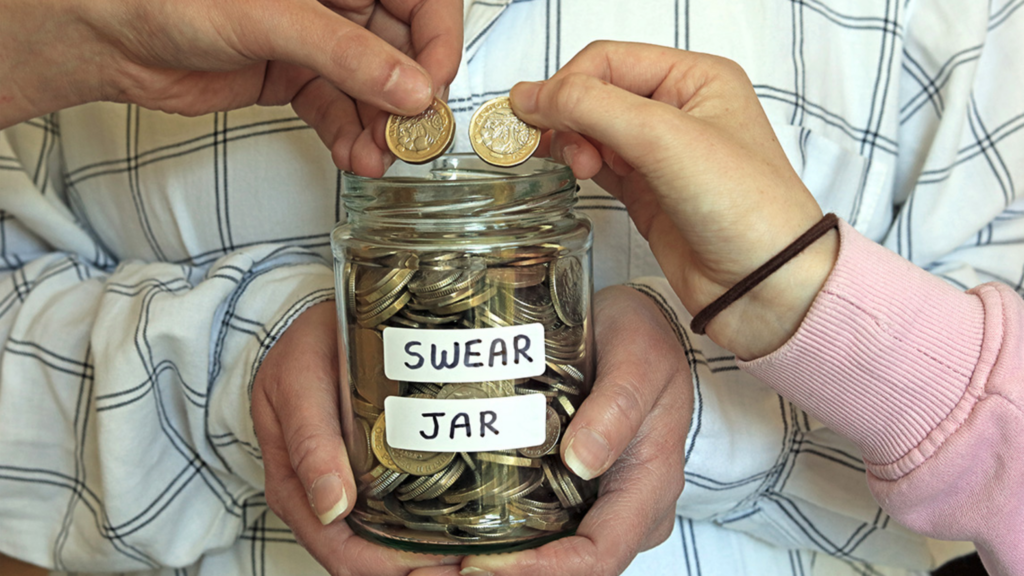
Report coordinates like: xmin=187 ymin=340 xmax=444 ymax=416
xmin=387 ymin=443 xmax=456 ymax=477
xmin=550 ymin=255 xmax=586 ymax=327
xmin=386 ymin=98 xmax=456 ymax=164
xmin=350 ymin=416 xmax=375 ymax=475
xmin=341 ymin=234 xmax=598 ymax=544
xmin=402 ymin=498 xmax=468 ymax=517
xmin=436 ymin=381 xmax=514 ymax=400
xmin=397 ymin=459 xmax=466 ymax=501
xmin=371 ymin=413 xmax=404 ymax=473
xmin=469 ymin=96 xmax=542 ymax=167
xmin=518 ymin=406 xmax=561 ymax=458
xmin=476 ymin=452 xmax=541 ymax=468
xmin=353 ymin=328 xmax=403 ymax=409
xmin=357 ymin=290 xmax=411 ymax=328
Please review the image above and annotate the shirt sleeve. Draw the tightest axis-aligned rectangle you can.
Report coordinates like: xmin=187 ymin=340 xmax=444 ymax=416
xmin=626 ymin=277 xmax=960 ymax=571
xmin=742 ymin=221 xmax=1024 ymax=576
xmin=0 ymin=120 xmax=334 ymax=571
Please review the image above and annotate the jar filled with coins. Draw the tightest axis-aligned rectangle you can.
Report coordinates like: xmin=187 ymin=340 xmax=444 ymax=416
xmin=331 ymin=154 xmax=597 ymax=554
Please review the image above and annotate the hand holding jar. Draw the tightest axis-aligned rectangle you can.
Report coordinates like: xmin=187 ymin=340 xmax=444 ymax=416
xmin=508 ymin=41 xmax=839 ymax=361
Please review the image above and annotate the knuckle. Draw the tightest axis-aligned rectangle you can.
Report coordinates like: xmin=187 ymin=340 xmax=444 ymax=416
xmin=708 ymin=54 xmax=752 ymax=85
xmin=648 ymin=517 xmax=675 ymax=548
xmin=603 ymin=379 xmax=648 ymax=429
xmin=581 ymin=39 xmax=615 ymax=56
xmin=553 ymin=73 xmax=597 ymax=117
xmin=285 ymin=423 xmax=334 ymax=481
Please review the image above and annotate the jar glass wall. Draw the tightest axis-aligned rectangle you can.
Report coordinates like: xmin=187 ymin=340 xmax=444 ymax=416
xmin=331 ymin=155 xmax=596 ymax=554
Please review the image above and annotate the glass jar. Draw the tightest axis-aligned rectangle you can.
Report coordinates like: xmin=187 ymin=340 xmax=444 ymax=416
xmin=331 ymin=154 xmax=597 ymax=554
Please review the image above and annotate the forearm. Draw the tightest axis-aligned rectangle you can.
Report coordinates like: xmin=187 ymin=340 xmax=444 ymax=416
xmin=742 ymin=222 xmax=1024 ymax=573
xmin=0 ymin=0 xmax=108 ymax=128
xmin=701 ymin=223 xmax=839 ymax=361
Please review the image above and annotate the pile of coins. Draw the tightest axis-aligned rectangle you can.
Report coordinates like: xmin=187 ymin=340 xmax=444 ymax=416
xmin=342 ymin=244 xmax=596 ymax=548
xmin=386 ymin=96 xmax=541 ymax=168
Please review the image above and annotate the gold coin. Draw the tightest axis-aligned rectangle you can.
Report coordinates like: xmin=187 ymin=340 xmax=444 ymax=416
xmin=371 ymin=413 xmax=404 ymax=473
xmin=387 ymin=443 xmax=456 ymax=477
xmin=476 ymin=452 xmax=541 ymax=468
xmin=352 ymin=328 xmax=403 ymax=409
xmin=469 ymin=96 xmax=541 ymax=167
xmin=350 ymin=416 xmax=375 ymax=476
xmin=386 ymin=98 xmax=456 ymax=164
xmin=518 ymin=406 xmax=561 ymax=458
xmin=550 ymin=255 xmax=586 ymax=327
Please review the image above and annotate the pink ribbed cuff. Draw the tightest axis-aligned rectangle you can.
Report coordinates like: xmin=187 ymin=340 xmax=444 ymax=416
xmin=741 ymin=220 xmax=988 ymax=480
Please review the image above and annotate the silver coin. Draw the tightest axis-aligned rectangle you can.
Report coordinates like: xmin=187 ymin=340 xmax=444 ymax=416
xmin=549 ymin=256 xmax=585 ymax=327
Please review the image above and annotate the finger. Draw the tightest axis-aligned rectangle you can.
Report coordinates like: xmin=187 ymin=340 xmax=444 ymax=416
xmin=638 ymin=510 xmax=677 ymax=553
xmin=263 ymin=302 xmax=356 ymax=526
xmin=461 ymin=378 xmax=689 ymax=576
xmin=509 ymin=74 xmax=691 ymax=177
xmin=291 ymin=77 xmax=364 ymax=171
xmin=382 ymin=0 xmax=464 ymax=89
xmin=247 ymin=1 xmax=434 ymax=114
xmin=351 ymin=122 xmax=393 ymax=177
xmin=548 ymin=130 xmax=603 ymax=180
xmin=260 ymin=420 xmax=459 ymax=574
xmin=258 ymin=62 xmax=318 ymax=106
xmin=408 ymin=566 xmax=463 ymax=576
xmin=559 ymin=285 xmax=682 ymax=480
xmin=538 ymin=41 xmax=741 ymax=108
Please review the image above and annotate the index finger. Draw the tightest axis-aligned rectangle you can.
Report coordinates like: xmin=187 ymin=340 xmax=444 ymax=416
xmin=244 ymin=0 xmax=435 ymax=114
xmin=382 ymin=0 xmax=464 ymax=89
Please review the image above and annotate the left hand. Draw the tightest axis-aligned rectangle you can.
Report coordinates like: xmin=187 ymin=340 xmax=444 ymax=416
xmin=460 ymin=285 xmax=693 ymax=576
xmin=508 ymin=41 xmax=836 ymax=359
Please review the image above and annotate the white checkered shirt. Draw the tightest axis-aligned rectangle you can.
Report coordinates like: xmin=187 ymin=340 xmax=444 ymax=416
xmin=3 ymin=0 xmax=1023 ymax=574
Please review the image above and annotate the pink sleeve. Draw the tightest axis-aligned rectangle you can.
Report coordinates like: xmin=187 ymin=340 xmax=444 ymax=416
xmin=740 ymin=220 xmax=1024 ymax=576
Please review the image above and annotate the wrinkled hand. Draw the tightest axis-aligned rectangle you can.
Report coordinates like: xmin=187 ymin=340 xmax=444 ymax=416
xmin=251 ymin=302 xmax=462 ymax=576
xmin=461 ymin=285 xmax=692 ymax=576
xmin=509 ymin=41 xmax=838 ymax=359
xmin=0 ymin=0 xmax=462 ymax=175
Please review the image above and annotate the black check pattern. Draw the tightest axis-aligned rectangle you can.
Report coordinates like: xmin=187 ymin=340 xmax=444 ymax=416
xmin=1 ymin=0 xmax=1020 ymax=574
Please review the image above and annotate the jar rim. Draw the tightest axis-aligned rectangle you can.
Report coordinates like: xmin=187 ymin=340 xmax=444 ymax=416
xmin=341 ymin=154 xmax=572 ymax=188
xmin=341 ymin=154 xmax=577 ymax=220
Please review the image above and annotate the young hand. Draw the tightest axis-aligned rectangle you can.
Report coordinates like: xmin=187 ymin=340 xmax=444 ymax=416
xmin=510 ymin=41 xmax=838 ymax=359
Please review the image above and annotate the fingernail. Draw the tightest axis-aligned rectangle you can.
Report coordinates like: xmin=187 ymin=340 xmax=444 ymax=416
xmin=561 ymin=144 xmax=579 ymax=167
xmin=510 ymin=81 xmax=543 ymax=115
xmin=310 ymin=474 xmax=348 ymax=525
xmin=463 ymin=548 xmax=536 ymax=574
xmin=564 ymin=427 xmax=611 ymax=481
xmin=384 ymin=64 xmax=432 ymax=114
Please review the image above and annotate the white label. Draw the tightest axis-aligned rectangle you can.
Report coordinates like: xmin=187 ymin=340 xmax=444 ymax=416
xmin=384 ymin=394 xmax=547 ymax=452
xmin=382 ymin=324 xmax=546 ymax=383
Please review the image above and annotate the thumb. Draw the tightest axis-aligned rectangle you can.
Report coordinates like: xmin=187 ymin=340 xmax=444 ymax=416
xmin=559 ymin=286 xmax=681 ymax=480
xmin=264 ymin=302 xmax=356 ymax=525
xmin=246 ymin=1 xmax=434 ymax=115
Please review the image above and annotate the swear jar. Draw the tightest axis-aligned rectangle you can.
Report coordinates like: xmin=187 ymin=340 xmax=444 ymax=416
xmin=331 ymin=154 xmax=597 ymax=554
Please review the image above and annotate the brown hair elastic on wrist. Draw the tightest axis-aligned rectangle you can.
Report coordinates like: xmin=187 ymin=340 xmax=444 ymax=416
xmin=689 ymin=213 xmax=839 ymax=335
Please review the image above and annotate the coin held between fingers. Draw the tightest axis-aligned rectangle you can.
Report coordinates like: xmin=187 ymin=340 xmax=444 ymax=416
xmin=469 ymin=96 xmax=541 ymax=167
xmin=385 ymin=98 xmax=456 ymax=164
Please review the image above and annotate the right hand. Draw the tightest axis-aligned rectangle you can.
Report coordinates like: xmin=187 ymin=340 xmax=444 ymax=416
xmin=0 ymin=0 xmax=463 ymax=175
xmin=252 ymin=302 xmax=462 ymax=576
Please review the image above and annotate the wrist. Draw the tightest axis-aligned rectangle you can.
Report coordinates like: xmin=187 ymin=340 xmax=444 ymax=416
xmin=705 ymin=227 xmax=839 ymax=360
xmin=0 ymin=0 xmax=110 ymax=128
